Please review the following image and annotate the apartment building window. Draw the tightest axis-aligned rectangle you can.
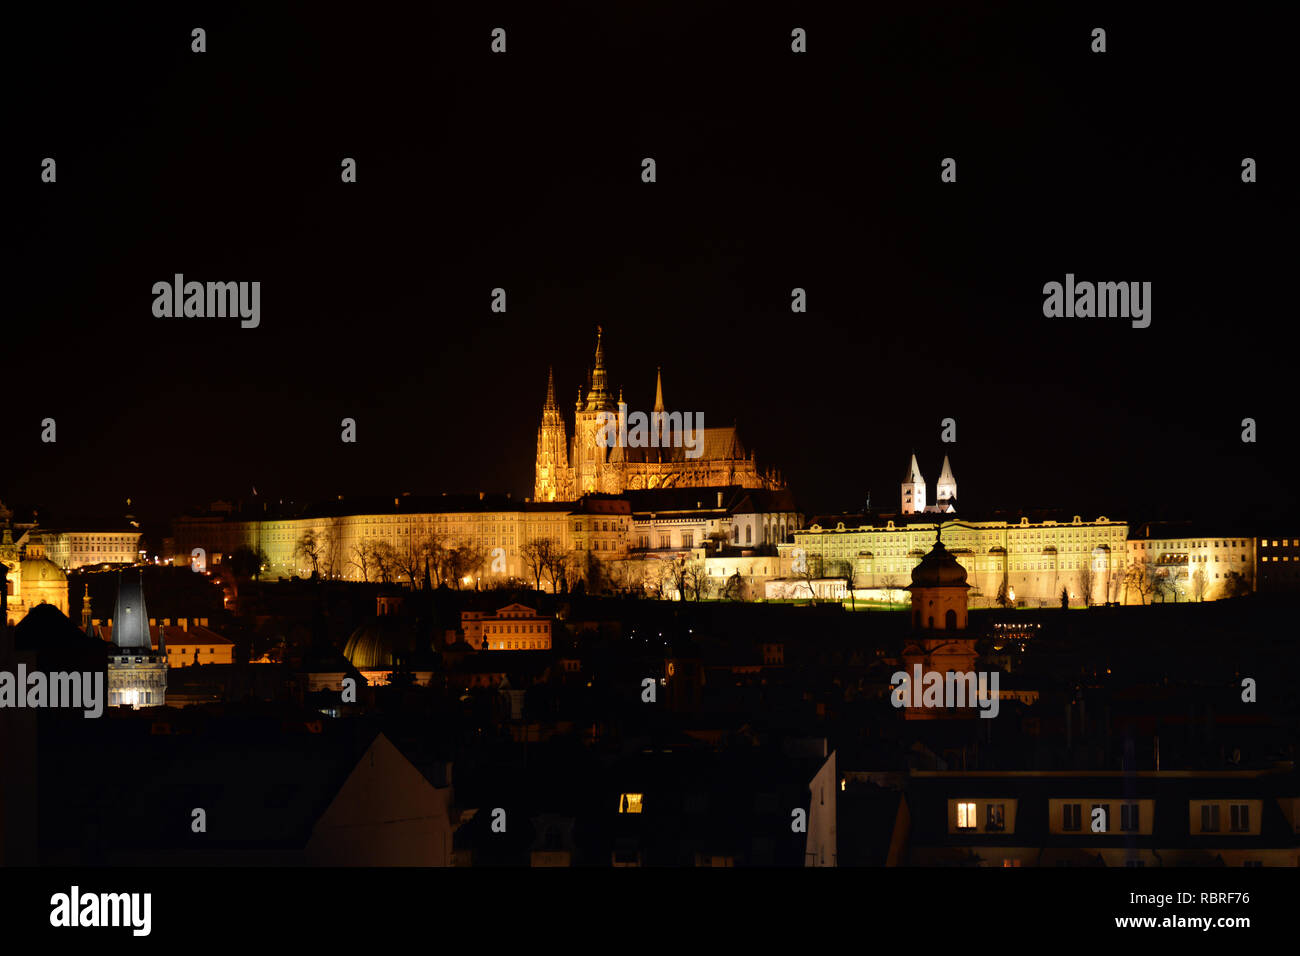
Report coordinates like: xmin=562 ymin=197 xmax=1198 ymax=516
xmin=1121 ymin=804 xmax=1140 ymax=831
xmin=1230 ymin=804 xmax=1250 ymax=832
xmin=1062 ymin=803 xmax=1082 ymax=831
xmin=986 ymin=803 xmax=1005 ymax=831
xmin=1201 ymin=804 xmax=1221 ymax=832
xmin=682 ymin=533 xmax=693 ymax=549
xmin=956 ymin=802 xmax=977 ymax=830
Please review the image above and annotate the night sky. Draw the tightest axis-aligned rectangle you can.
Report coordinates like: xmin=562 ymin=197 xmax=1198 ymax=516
xmin=9 ymin=2 xmax=1293 ymax=537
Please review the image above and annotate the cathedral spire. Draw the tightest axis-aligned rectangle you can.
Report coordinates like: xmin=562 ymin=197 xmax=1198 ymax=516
xmin=904 ymin=452 xmax=924 ymax=483
xmin=935 ymin=454 xmax=957 ymax=508
xmin=590 ymin=325 xmax=607 ymax=391
xmin=543 ymin=366 xmax=557 ymax=410
xmin=653 ymin=366 xmax=665 ymax=413
xmin=583 ymin=325 xmax=615 ymax=410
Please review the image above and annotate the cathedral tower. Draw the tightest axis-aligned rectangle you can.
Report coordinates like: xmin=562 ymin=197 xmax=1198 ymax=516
xmin=934 ymin=455 xmax=957 ymax=509
xmin=572 ymin=327 xmax=616 ymax=495
xmin=534 ymin=367 xmax=571 ymax=502
xmin=901 ymin=453 xmax=927 ymax=514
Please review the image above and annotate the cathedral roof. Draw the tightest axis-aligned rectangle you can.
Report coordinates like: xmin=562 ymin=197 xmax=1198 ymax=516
xmin=620 ymin=426 xmax=747 ymax=463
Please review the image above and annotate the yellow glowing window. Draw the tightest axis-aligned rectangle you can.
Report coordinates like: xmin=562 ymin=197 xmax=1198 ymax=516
xmin=956 ymin=802 xmax=977 ymax=829
xmin=619 ymin=793 xmax=644 ymax=814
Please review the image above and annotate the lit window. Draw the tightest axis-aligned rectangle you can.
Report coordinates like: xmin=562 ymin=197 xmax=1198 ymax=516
xmin=619 ymin=793 xmax=643 ymax=814
xmin=956 ymin=802 xmax=977 ymax=829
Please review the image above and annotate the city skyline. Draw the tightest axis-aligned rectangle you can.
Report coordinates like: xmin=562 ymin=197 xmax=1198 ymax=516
xmin=3 ymin=2 xmax=1296 ymax=921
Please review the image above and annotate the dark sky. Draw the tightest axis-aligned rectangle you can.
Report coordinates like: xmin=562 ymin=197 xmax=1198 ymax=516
xmin=8 ymin=1 xmax=1294 ymax=535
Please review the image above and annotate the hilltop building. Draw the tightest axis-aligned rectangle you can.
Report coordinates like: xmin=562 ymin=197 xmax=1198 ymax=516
xmin=534 ymin=328 xmax=784 ymax=501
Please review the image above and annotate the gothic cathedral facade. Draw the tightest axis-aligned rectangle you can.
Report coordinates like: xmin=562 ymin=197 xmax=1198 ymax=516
xmin=534 ymin=329 xmax=784 ymax=502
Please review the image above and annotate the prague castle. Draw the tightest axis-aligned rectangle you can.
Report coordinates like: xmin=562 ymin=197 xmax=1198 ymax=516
xmin=534 ymin=328 xmax=783 ymax=501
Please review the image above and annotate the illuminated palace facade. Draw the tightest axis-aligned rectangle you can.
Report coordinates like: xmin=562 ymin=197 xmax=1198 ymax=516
xmin=170 ymin=487 xmax=800 ymax=595
xmin=171 ymin=496 xmax=585 ymax=584
xmin=791 ymin=515 xmax=1131 ymax=606
xmin=534 ymin=328 xmax=784 ymax=502
xmin=782 ymin=455 xmax=1263 ymax=606
xmin=790 ymin=514 xmax=1259 ymax=606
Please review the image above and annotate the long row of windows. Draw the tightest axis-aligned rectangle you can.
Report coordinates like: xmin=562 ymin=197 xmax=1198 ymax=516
xmin=957 ymin=801 xmax=1252 ymax=832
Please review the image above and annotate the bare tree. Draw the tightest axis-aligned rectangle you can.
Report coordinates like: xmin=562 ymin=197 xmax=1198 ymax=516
xmin=1125 ymin=559 xmax=1154 ymax=605
xmin=830 ymin=559 xmax=856 ymax=609
xmin=370 ymin=540 xmax=397 ymax=584
xmin=321 ymin=518 xmax=345 ymax=579
xmin=519 ymin=537 xmax=557 ymax=591
xmin=348 ymin=541 xmax=373 ymax=582
xmin=442 ymin=539 xmax=489 ymax=589
xmin=682 ymin=560 xmax=713 ymax=601
xmin=395 ymin=531 xmax=444 ymax=588
xmin=794 ymin=550 xmax=820 ymax=600
xmin=1077 ymin=561 xmax=1096 ymax=608
xmin=293 ymin=529 xmax=324 ymax=577
xmin=662 ymin=558 xmax=689 ymax=601
xmin=643 ymin=559 xmax=672 ymax=600
xmin=606 ymin=556 xmax=645 ymax=595
xmin=1155 ymin=567 xmax=1181 ymax=603
xmin=539 ymin=544 xmax=571 ymax=594
xmin=880 ymin=574 xmax=902 ymax=609
xmin=1191 ymin=566 xmax=1210 ymax=602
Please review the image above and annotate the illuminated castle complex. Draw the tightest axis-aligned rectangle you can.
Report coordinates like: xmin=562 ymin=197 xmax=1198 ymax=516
xmin=534 ymin=328 xmax=783 ymax=501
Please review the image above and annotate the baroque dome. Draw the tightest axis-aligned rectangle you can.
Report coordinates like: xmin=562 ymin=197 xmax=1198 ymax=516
xmin=21 ymin=556 xmax=65 ymax=583
xmin=343 ymin=614 xmax=417 ymax=669
xmin=909 ymin=537 xmax=970 ymax=589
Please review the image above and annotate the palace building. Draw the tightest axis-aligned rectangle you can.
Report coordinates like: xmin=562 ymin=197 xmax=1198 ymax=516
xmin=534 ymin=328 xmax=783 ymax=501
